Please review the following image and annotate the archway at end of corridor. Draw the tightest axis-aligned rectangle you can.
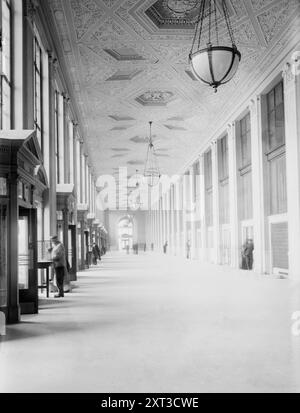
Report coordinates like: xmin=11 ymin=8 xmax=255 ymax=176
xmin=118 ymin=215 xmax=134 ymax=252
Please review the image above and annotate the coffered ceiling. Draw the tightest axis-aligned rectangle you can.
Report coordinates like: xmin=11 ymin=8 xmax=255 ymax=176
xmin=46 ymin=0 xmax=299 ymax=178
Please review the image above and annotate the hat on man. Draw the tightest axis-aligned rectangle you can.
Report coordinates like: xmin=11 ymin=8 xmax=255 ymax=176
xmin=50 ymin=235 xmax=59 ymax=242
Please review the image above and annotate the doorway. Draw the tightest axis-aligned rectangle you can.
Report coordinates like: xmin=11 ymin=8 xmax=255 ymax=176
xmin=18 ymin=207 xmax=38 ymax=314
xmin=118 ymin=217 xmax=133 ymax=251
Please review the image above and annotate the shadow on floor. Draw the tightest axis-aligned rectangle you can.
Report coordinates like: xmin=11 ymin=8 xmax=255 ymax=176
xmin=2 ymin=313 xmax=130 ymax=342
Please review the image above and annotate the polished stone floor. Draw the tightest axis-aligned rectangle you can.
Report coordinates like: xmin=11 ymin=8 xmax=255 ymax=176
xmin=0 ymin=251 xmax=300 ymax=393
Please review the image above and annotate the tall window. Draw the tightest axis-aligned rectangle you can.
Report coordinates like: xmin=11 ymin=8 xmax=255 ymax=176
xmin=34 ymin=37 xmax=43 ymax=150
xmin=267 ymin=81 xmax=285 ymax=152
xmin=238 ymin=113 xmax=253 ymax=220
xmin=193 ymin=161 xmax=200 ymax=201
xmin=239 ymin=113 xmax=251 ymax=169
xmin=218 ymin=136 xmax=229 ymax=180
xmin=218 ymin=136 xmax=229 ymax=224
xmin=0 ymin=0 xmax=11 ymax=129
xmin=266 ymin=81 xmax=287 ymax=215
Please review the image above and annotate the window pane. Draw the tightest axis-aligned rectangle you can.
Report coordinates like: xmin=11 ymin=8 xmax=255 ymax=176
xmin=267 ymin=89 xmax=274 ymax=112
xmin=246 ymin=112 xmax=251 ymax=132
xmin=2 ymin=78 xmax=11 ymax=129
xmin=275 ymin=103 xmax=285 ymax=146
xmin=268 ymin=110 xmax=276 ymax=150
xmin=275 ymin=82 xmax=283 ymax=105
xmin=2 ymin=0 xmax=11 ymax=80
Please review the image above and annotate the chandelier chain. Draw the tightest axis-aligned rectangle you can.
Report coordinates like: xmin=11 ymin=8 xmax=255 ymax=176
xmin=197 ymin=0 xmax=206 ymax=51
xmin=214 ymin=0 xmax=219 ymax=45
xmin=222 ymin=0 xmax=235 ymax=45
xmin=208 ymin=0 xmax=212 ymax=45
xmin=190 ymin=0 xmax=203 ymax=55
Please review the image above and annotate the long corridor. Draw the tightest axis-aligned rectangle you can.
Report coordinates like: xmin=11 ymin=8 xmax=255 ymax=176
xmin=0 ymin=252 xmax=300 ymax=393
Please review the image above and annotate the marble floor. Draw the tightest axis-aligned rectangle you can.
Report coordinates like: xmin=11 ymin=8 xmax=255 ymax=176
xmin=0 ymin=252 xmax=300 ymax=393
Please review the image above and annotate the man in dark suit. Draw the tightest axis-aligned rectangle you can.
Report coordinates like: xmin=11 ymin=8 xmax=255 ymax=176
xmin=242 ymin=238 xmax=254 ymax=270
xmin=49 ymin=235 xmax=67 ymax=298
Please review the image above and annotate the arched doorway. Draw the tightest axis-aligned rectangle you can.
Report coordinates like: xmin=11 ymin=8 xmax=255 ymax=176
xmin=118 ymin=216 xmax=133 ymax=251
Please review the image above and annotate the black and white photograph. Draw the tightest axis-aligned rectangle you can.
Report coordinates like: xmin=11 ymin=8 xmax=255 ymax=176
xmin=0 ymin=0 xmax=300 ymax=398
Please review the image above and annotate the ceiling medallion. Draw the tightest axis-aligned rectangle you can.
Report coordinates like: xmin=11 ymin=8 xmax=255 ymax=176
xmin=167 ymin=0 xmax=198 ymax=15
xmin=144 ymin=122 xmax=161 ymax=188
xmin=189 ymin=0 xmax=241 ymax=92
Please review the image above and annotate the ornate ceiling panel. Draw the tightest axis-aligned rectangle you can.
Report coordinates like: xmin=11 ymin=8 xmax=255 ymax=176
xmin=46 ymin=0 xmax=299 ymax=177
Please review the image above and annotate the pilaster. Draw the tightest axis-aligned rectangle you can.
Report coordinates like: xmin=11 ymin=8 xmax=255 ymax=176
xmin=211 ymin=140 xmax=220 ymax=264
xmin=227 ymin=123 xmax=239 ymax=268
xmin=250 ymin=97 xmax=265 ymax=274
xmin=283 ymin=57 xmax=300 ymax=279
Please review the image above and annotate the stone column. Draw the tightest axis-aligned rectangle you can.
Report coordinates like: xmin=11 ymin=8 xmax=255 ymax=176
xmin=283 ymin=57 xmax=300 ymax=280
xmin=58 ymin=93 xmax=65 ymax=184
xmin=170 ymin=185 xmax=175 ymax=255
xmin=7 ymin=172 xmax=20 ymax=323
xmin=174 ymin=180 xmax=180 ymax=255
xmin=76 ymin=137 xmax=81 ymax=203
xmin=166 ymin=191 xmax=171 ymax=253
xmin=182 ymin=175 xmax=188 ymax=258
xmin=12 ymin=0 xmax=23 ymax=129
xmin=48 ymin=53 xmax=57 ymax=237
xmin=69 ymin=120 xmax=75 ymax=185
xmin=189 ymin=166 xmax=196 ymax=259
xmin=158 ymin=199 xmax=162 ymax=250
xmin=199 ymin=154 xmax=206 ymax=262
xmin=63 ymin=94 xmax=70 ymax=184
xmin=211 ymin=141 xmax=220 ymax=264
xmin=250 ymin=97 xmax=265 ymax=274
xmin=227 ymin=122 xmax=239 ymax=268
xmin=163 ymin=193 xmax=167 ymax=248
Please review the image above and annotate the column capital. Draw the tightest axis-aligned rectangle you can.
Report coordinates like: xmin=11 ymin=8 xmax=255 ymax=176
xmin=227 ymin=122 xmax=234 ymax=135
xmin=62 ymin=92 xmax=70 ymax=103
xmin=282 ymin=62 xmax=294 ymax=83
xmin=282 ymin=51 xmax=300 ymax=84
xmin=249 ymin=96 xmax=260 ymax=115
xmin=47 ymin=52 xmax=58 ymax=73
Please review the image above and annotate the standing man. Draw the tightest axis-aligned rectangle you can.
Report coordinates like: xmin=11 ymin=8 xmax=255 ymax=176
xmin=242 ymin=238 xmax=254 ymax=270
xmin=95 ymin=243 xmax=101 ymax=262
xmin=49 ymin=235 xmax=67 ymax=298
xmin=163 ymin=241 xmax=168 ymax=254
xmin=246 ymin=238 xmax=254 ymax=270
xmin=186 ymin=240 xmax=191 ymax=259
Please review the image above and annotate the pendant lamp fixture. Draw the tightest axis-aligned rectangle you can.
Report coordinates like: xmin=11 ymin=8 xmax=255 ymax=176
xmin=189 ymin=0 xmax=241 ymax=92
xmin=144 ymin=121 xmax=161 ymax=188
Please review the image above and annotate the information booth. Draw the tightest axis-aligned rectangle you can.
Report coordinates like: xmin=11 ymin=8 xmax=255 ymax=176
xmin=0 ymin=131 xmax=48 ymax=323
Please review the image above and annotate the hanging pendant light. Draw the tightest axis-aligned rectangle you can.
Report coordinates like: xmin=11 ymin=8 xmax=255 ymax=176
xmin=144 ymin=121 xmax=161 ymax=187
xmin=189 ymin=0 xmax=241 ymax=92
